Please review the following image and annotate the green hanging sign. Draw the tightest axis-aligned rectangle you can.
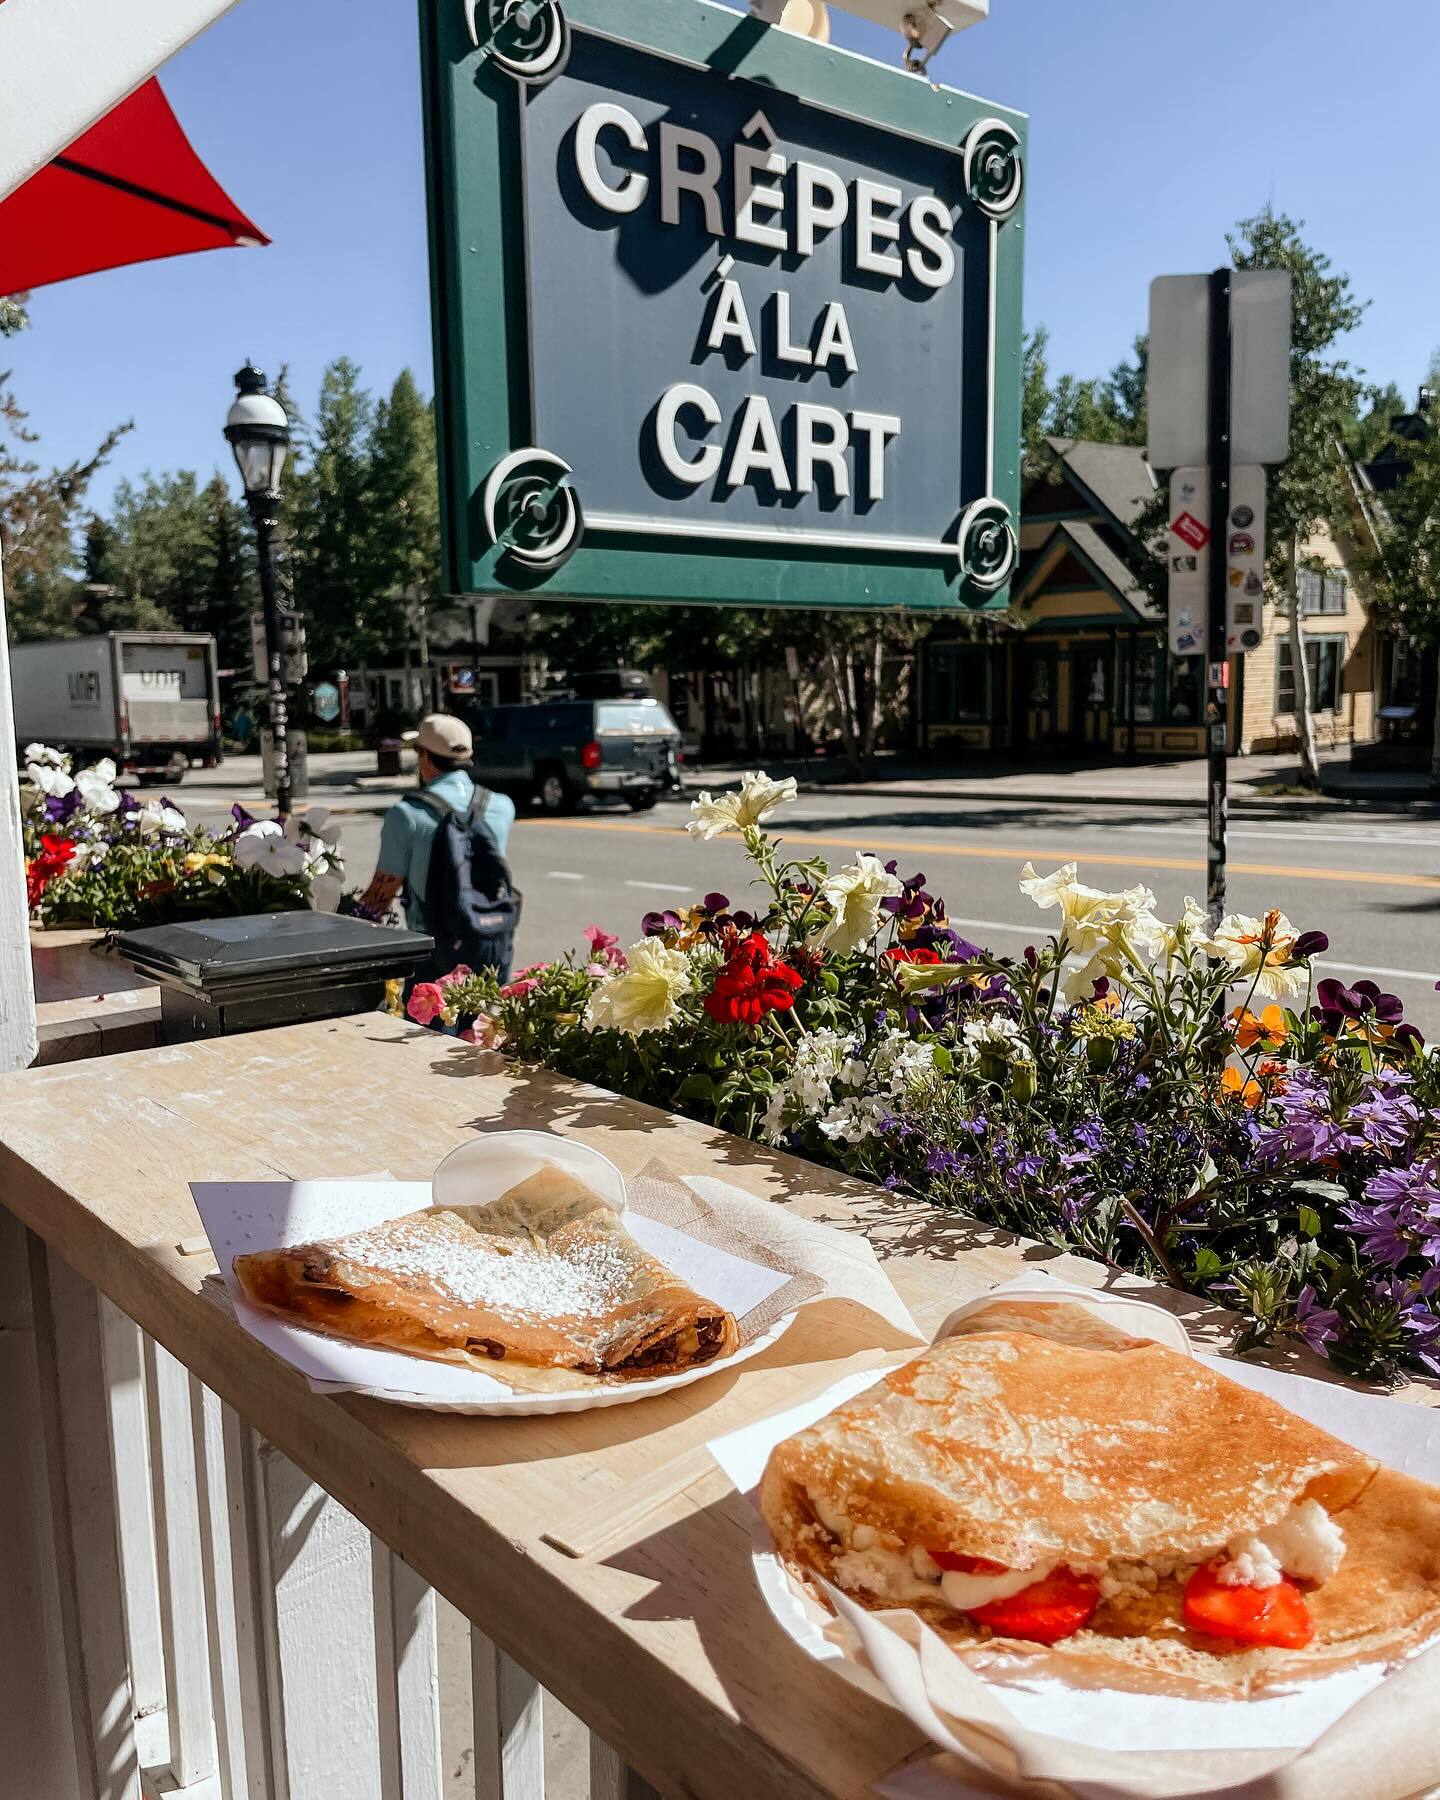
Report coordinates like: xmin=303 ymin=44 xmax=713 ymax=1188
xmin=419 ymin=0 xmax=1027 ymax=610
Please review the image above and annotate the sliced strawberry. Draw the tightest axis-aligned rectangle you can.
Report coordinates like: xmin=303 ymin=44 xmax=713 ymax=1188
xmin=926 ymin=1550 xmax=1008 ymax=1575
xmin=1183 ymin=1560 xmax=1314 ymax=1650
xmin=967 ymin=1568 xmax=1101 ymax=1644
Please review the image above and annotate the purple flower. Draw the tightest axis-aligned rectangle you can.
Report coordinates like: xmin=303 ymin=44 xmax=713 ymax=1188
xmin=230 ymin=800 xmax=256 ymax=830
xmin=1343 ymin=1201 xmax=1415 ymax=1268
xmin=926 ymin=1146 xmax=965 ymax=1176
xmin=1295 ymin=1285 xmax=1340 ymax=1356
xmin=641 ymin=909 xmax=682 ymax=937
xmin=1292 ymin=931 xmax=1329 ymax=961
xmin=1073 ymin=1117 xmax=1105 ymax=1153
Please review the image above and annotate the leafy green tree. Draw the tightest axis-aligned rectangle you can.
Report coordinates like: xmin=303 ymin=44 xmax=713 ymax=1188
xmin=1229 ymin=209 xmax=1367 ymax=787
xmin=1359 ymin=410 xmax=1440 ymax=780
xmin=0 ymin=298 xmax=28 ymax=337
xmin=1348 ymin=382 xmax=1409 ymax=464
xmin=1 ymin=370 xmax=130 ymax=640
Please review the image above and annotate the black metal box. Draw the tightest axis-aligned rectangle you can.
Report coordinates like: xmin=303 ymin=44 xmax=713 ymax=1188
xmin=116 ymin=911 xmax=433 ymax=1042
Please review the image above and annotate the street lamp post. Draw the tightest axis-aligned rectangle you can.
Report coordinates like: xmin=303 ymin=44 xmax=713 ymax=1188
xmin=224 ymin=363 xmax=292 ymax=816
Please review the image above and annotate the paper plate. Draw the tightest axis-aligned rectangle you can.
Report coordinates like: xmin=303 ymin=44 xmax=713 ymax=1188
xmin=319 ymin=1307 xmax=797 ymax=1415
xmin=194 ymin=1137 xmax=800 ymax=1417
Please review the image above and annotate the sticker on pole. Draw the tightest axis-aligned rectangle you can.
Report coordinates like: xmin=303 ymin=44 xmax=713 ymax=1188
xmin=1224 ymin=466 xmax=1267 ymax=654
xmin=1167 ymin=470 xmax=1208 ymax=656
xmin=1171 ymin=511 xmax=1210 ymax=551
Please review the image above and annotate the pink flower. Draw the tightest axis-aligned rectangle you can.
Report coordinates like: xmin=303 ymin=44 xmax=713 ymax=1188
xmin=407 ymin=982 xmax=448 ymax=1026
xmin=582 ymin=926 xmax=626 ymax=968
xmin=513 ymin=961 xmax=550 ymax=979
xmin=442 ymin=964 xmax=474 ymax=984
xmin=500 ymin=977 xmax=541 ymax=999
xmin=587 ymin=961 xmax=608 ymax=978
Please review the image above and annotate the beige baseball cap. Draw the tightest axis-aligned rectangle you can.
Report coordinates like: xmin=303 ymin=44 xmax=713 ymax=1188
xmin=403 ymin=713 xmax=474 ymax=761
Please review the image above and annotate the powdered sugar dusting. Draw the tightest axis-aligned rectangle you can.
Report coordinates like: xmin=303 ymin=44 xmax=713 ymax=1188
xmin=339 ymin=1213 xmax=635 ymax=1322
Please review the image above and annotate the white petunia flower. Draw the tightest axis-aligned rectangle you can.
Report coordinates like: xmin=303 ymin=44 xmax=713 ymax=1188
xmin=24 ymin=744 xmax=67 ymax=769
xmin=584 ymin=938 xmax=692 ymax=1036
xmin=25 ymin=761 xmax=74 ymax=799
xmin=68 ymin=840 xmax=108 ymax=873
xmin=808 ymin=853 xmax=904 ymax=956
xmin=137 ymin=798 xmax=186 ymax=838
xmin=685 ymin=770 xmax=798 ymax=839
xmin=75 ymin=759 xmax=121 ymax=815
xmin=233 ymin=820 xmax=307 ymax=878
xmin=961 ymin=1012 xmax=1025 ymax=1057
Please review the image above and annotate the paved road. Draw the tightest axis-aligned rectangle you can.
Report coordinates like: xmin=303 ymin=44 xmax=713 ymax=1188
xmin=177 ymin=757 xmax=1440 ymax=1038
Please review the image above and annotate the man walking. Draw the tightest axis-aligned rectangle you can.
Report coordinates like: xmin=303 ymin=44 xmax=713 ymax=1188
xmin=359 ymin=713 xmax=516 ymax=941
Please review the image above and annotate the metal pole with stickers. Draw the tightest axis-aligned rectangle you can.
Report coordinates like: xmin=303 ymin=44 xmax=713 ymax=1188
xmin=1148 ymin=269 xmax=1292 ymax=922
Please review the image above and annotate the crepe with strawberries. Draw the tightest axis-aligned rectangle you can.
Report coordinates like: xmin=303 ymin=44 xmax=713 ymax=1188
xmin=760 ymin=1317 xmax=1440 ymax=1696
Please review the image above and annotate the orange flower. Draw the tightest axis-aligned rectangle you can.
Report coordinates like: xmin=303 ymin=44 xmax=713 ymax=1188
xmin=1221 ymin=1066 xmax=1264 ymax=1109
xmin=1231 ymin=1003 xmax=1288 ymax=1050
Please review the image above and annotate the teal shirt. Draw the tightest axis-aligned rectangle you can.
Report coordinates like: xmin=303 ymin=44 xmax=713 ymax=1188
xmin=376 ymin=771 xmax=516 ymax=932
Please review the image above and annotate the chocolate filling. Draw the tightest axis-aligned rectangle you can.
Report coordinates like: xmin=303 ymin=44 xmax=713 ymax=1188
xmin=615 ymin=1315 xmax=727 ymax=1372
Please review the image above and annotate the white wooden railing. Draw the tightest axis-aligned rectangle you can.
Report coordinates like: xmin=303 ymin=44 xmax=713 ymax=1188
xmin=7 ymin=1215 xmax=659 ymax=1800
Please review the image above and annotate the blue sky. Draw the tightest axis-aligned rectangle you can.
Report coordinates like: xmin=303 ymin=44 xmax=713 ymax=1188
xmin=7 ymin=0 xmax=1437 ymax=509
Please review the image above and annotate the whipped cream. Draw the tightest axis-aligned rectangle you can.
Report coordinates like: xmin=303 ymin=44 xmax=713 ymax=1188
xmin=1216 ymin=1498 xmax=1346 ymax=1589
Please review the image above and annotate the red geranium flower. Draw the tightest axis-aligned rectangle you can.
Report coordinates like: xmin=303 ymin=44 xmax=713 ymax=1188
xmin=25 ymin=833 xmax=76 ymax=908
xmin=884 ymin=944 xmax=942 ymax=966
xmin=703 ymin=932 xmax=804 ymax=1026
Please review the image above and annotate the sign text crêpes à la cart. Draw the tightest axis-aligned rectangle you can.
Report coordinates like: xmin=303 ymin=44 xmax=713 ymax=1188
xmin=420 ymin=0 xmax=1027 ymax=610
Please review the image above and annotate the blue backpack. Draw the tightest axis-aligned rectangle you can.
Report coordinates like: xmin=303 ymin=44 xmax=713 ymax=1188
xmin=414 ymin=786 xmax=521 ymax=982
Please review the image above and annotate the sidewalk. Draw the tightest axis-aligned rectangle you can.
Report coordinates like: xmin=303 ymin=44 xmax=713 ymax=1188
xmin=189 ymin=747 xmax=1440 ymax=817
xmin=680 ymin=750 xmax=1440 ymax=815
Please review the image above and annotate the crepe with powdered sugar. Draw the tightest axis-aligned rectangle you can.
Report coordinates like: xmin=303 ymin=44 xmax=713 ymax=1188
xmin=233 ymin=1165 xmax=738 ymax=1385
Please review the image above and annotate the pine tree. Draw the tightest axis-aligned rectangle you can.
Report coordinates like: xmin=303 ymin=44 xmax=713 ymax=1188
xmin=288 ymin=357 xmax=378 ymax=669
xmin=202 ymin=472 xmax=258 ymax=673
xmin=365 ymin=369 xmax=441 ymax=677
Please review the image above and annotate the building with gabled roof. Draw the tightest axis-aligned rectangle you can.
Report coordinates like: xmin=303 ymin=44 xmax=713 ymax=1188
xmin=917 ymin=437 xmax=1381 ymax=760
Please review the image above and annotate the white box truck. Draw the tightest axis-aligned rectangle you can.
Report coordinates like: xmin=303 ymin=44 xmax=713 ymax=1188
xmin=10 ymin=632 xmax=222 ymax=784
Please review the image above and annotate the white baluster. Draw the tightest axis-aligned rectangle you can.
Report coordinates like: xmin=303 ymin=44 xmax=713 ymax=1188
xmin=193 ymin=1388 xmax=284 ymax=1800
xmin=27 ymin=1233 xmax=141 ymax=1800
xmin=98 ymin=1300 xmax=169 ymax=1767
xmin=372 ymin=1544 xmax=444 ymax=1800
xmin=587 ymin=1740 xmax=661 ymax=1800
xmin=260 ymin=1447 xmax=383 ymax=1800
xmin=145 ymin=1338 xmax=218 ymax=1789
xmin=470 ymin=1629 xmax=545 ymax=1799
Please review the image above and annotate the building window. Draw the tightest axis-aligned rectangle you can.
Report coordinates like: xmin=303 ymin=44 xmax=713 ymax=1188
xmin=1298 ymin=568 xmax=1347 ymax=615
xmin=1166 ymin=653 xmax=1203 ymax=723
xmin=926 ymin=645 xmax=991 ymax=723
xmin=1277 ymin=636 xmax=1344 ymax=715
xmin=1132 ymin=648 xmax=1159 ymax=723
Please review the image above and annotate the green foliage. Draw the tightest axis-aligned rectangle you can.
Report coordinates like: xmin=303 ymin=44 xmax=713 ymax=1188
xmin=1228 ymin=210 xmax=1367 ymax=582
xmin=1363 ymin=413 xmax=1440 ymax=649
xmin=1 ymin=371 xmax=131 ymax=641
xmin=0 ymin=298 xmax=28 ymax=337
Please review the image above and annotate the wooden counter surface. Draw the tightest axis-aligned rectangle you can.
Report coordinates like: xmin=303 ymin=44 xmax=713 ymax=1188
xmin=29 ymin=925 xmax=161 ymax=1063
xmin=0 ymin=1014 xmax=1427 ymax=1797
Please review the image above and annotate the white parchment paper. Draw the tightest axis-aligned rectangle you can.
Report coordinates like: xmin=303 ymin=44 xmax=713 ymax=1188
xmin=710 ymin=1274 xmax=1440 ymax=1799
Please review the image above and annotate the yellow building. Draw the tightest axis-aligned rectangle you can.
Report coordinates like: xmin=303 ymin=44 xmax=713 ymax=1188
xmin=919 ymin=438 xmax=1381 ymax=758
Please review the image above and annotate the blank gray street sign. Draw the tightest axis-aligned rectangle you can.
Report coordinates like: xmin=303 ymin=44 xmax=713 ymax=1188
xmin=1147 ymin=271 xmax=1291 ymax=469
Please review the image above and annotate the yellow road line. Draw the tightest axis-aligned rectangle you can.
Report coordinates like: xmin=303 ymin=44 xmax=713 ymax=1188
xmin=516 ymin=816 xmax=1440 ymax=892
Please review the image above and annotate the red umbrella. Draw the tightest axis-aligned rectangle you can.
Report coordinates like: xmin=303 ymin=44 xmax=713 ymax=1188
xmin=0 ymin=75 xmax=267 ymax=296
